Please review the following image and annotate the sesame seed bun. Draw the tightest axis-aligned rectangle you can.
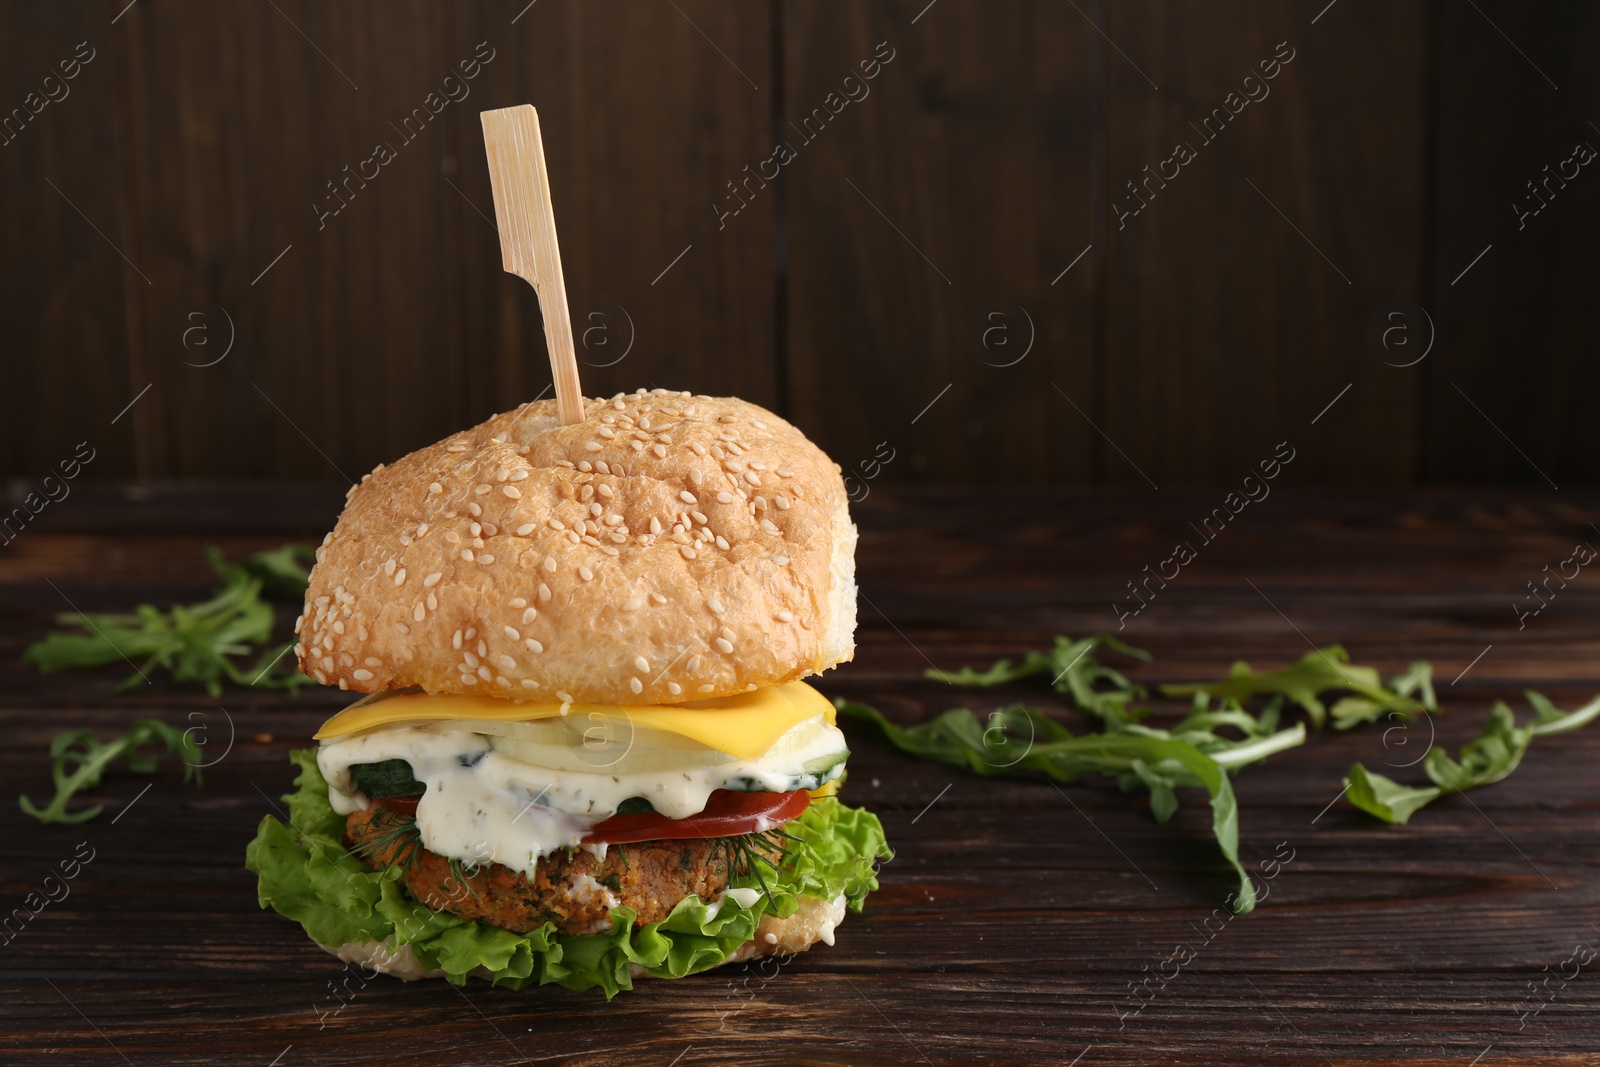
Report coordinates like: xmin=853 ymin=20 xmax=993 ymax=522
xmin=294 ymin=390 xmax=856 ymax=705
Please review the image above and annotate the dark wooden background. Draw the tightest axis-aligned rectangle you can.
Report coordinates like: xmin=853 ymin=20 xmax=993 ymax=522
xmin=3 ymin=1 xmax=1598 ymax=488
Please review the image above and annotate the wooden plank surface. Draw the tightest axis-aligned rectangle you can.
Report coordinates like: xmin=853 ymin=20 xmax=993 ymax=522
xmin=3 ymin=485 xmax=1599 ymax=1065
xmin=1101 ymin=0 xmax=1430 ymax=487
xmin=448 ymin=0 xmax=778 ymax=410
xmin=0 ymin=3 xmax=136 ymax=478
xmin=783 ymin=0 xmax=1100 ymax=485
xmin=1423 ymin=0 xmax=1600 ymax=486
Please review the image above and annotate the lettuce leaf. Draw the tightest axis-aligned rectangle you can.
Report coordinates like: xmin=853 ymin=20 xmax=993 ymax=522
xmin=245 ymin=750 xmax=891 ymax=997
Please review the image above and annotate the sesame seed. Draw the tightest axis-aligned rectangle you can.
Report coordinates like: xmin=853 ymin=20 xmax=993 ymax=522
xmin=691 ymin=511 xmax=707 ymax=525
xmin=597 ymin=484 xmax=614 ymax=499
xmin=394 ymin=568 xmax=407 ymax=585
xmin=623 ymin=597 xmax=642 ymax=611
xmin=775 ymin=495 xmax=790 ymax=510
xmin=522 ymin=679 xmax=540 ymax=689
xmin=584 ymin=441 xmax=603 ymax=452
xmin=549 ymin=519 xmax=565 ymax=530
xmin=556 ymin=690 xmax=575 ymax=704
xmin=715 ymin=536 xmax=729 ymax=550
xmin=510 ymin=597 xmax=527 ymax=608
xmin=754 ymin=419 xmax=769 ymax=430
xmin=650 ymin=592 xmax=667 ymax=605
xmin=542 ymin=555 xmax=556 ymax=572
xmin=461 ymin=674 xmax=477 ymax=685
xmin=333 ymin=620 xmax=346 ymax=635
xmin=777 ymin=468 xmax=793 ymax=478
xmin=761 ymin=519 xmax=780 ymax=536
xmin=467 ymin=502 xmax=482 ymax=517
xmin=777 ymin=610 xmax=795 ymax=623
xmin=649 ymin=517 xmax=662 ymax=535
xmin=525 ymin=638 xmax=544 ymax=654
xmin=590 ymin=503 xmax=604 ymax=517
xmin=466 ymin=627 xmax=477 ymax=639
xmin=511 ymin=470 xmax=528 ymax=480
xmin=719 ymin=414 xmax=737 ymax=423
xmin=496 ymin=676 xmax=511 ymax=688
xmin=460 ymin=548 xmax=474 ymax=562
xmin=479 ymin=554 xmax=495 ymax=565
xmin=539 ymin=583 xmax=552 ymax=601
xmin=579 ymin=566 xmax=594 ymax=581
xmin=429 ymin=482 xmax=443 ymax=494
xmin=667 ymin=682 xmax=682 ymax=695
xmin=746 ymin=471 xmax=762 ymax=486
xmin=447 ymin=442 xmax=468 ymax=452
xmin=504 ymin=626 xmax=521 ymax=640
xmin=453 ymin=630 xmax=463 ymax=649
xmin=475 ymin=484 xmax=491 ymax=495
xmin=496 ymin=654 xmax=516 ymax=671
xmin=445 ymin=531 xmax=461 ymax=543
xmin=477 ymin=665 xmax=492 ymax=681
xmin=426 ymin=592 xmax=437 ymax=610
xmin=522 ymin=607 xmax=538 ymax=624
xmin=634 ymin=656 xmax=650 ymax=672
xmin=597 ymin=460 xmax=611 ymax=474
xmin=578 ymin=461 xmax=593 ymax=472
xmin=707 ymin=597 xmax=725 ymax=614
xmin=698 ymin=684 xmax=716 ymax=693
xmin=597 ymin=426 xmax=616 ymax=439
xmin=496 ymin=470 xmax=509 ymax=482
xmin=464 ymin=652 xmax=480 ymax=668
xmin=413 ymin=602 xmax=426 ymax=621
xmin=687 ymin=654 xmax=702 ymax=672
xmin=470 ymin=522 xmax=482 ymax=537
xmin=396 ymin=622 xmax=410 ymax=634
xmin=384 ymin=558 xmax=397 ymax=576
xmin=653 ymin=444 xmax=668 ymax=458
xmin=750 ymin=460 xmax=767 ymax=471
xmin=774 ymin=554 xmax=789 ymax=566
xmin=691 ymin=442 xmax=707 ymax=456
xmin=715 ymin=491 xmax=734 ymax=504
xmin=629 ymin=677 xmax=643 ymax=694
xmin=353 ymin=668 xmax=373 ymax=681
xmin=503 ymin=486 xmax=521 ymax=499
xmin=680 ymin=545 xmax=697 ymax=560
xmin=679 ymin=490 xmax=697 ymax=504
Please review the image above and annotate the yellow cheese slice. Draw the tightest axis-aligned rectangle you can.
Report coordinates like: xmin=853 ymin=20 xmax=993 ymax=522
xmin=314 ymin=680 xmax=837 ymax=762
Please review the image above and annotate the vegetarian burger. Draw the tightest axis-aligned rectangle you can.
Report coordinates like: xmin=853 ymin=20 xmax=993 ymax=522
xmin=247 ymin=391 xmax=890 ymax=995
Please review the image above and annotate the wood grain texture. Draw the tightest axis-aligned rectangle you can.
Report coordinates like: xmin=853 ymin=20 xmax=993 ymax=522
xmin=3 ymin=486 xmax=1600 ymax=1065
xmin=111 ymin=0 xmax=466 ymax=483
xmin=1101 ymin=0 xmax=1431 ymax=487
xmin=0 ymin=4 xmax=136 ymax=478
xmin=448 ymin=0 xmax=778 ymax=414
xmin=1422 ymin=0 xmax=1600 ymax=487
xmin=783 ymin=0 xmax=1100 ymax=485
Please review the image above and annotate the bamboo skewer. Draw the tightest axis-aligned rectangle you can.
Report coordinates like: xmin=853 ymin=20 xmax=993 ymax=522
xmin=480 ymin=105 xmax=585 ymax=426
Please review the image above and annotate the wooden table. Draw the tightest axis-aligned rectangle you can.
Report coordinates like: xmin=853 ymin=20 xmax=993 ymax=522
xmin=3 ymin=485 xmax=1598 ymax=1066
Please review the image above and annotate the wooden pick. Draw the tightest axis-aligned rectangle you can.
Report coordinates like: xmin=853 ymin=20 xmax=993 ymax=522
xmin=480 ymin=105 xmax=585 ymax=426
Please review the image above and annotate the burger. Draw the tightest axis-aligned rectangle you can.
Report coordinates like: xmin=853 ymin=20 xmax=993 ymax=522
xmin=246 ymin=390 xmax=891 ymax=995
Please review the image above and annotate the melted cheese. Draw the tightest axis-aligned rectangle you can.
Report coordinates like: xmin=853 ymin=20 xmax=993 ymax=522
xmin=315 ymin=680 xmax=836 ymax=761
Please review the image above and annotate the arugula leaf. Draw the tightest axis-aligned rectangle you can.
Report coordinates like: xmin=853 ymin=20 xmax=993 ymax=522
xmin=1345 ymin=691 xmax=1600 ymax=824
xmin=929 ymin=634 xmax=1152 ymax=726
xmin=23 ymin=545 xmax=314 ymax=696
xmin=837 ymin=699 xmax=1302 ymax=913
xmin=1160 ymin=646 xmax=1425 ymax=729
xmin=19 ymin=719 xmax=203 ymax=824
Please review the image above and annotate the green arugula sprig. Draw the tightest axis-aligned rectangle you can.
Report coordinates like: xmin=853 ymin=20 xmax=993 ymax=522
xmin=1346 ymin=691 xmax=1600 ymax=824
xmin=24 ymin=545 xmax=315 ymax=696
xmin=19 ymin=719 xmax=203 ymax=824
xmin=1160 ymin=646 xmax=1432 ymax=729
xmin=838 ymin=698 xmax=1298 ymax=912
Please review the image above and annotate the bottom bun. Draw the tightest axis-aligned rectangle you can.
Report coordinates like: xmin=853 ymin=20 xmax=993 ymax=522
xmin=318 ymin=891 xmax=848 ymax=984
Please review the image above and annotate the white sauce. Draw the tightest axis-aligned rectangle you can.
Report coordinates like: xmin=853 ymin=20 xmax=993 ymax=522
xmin=318 ymin=716 xmax=846 ymax=878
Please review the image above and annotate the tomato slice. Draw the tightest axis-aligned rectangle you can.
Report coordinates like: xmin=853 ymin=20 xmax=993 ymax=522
xmin=373 ymin=795 xmax=420 ymax=816
xmin=582 ymin=789 xmax=810 ymax=844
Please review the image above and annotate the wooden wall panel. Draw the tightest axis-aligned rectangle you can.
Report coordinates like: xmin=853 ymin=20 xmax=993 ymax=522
xmin=1101 ymin=0 xmax=1429 ymax=486
xmin=783 ymin=0 xmax=1099 ymax=485
xmin=1423 ymin=1 xmax=1600 ymax=487
xmin=114 ymin=0 xmax=462 ymax=482
xmin=448 ymin=0 xmax=777 ymax=416
xmin=0 ymin=4 xmax=135 ymax=478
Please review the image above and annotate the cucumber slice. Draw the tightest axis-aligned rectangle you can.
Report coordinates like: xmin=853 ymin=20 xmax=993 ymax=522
xmin=348 ymin=758 xmax=425 ymax=798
